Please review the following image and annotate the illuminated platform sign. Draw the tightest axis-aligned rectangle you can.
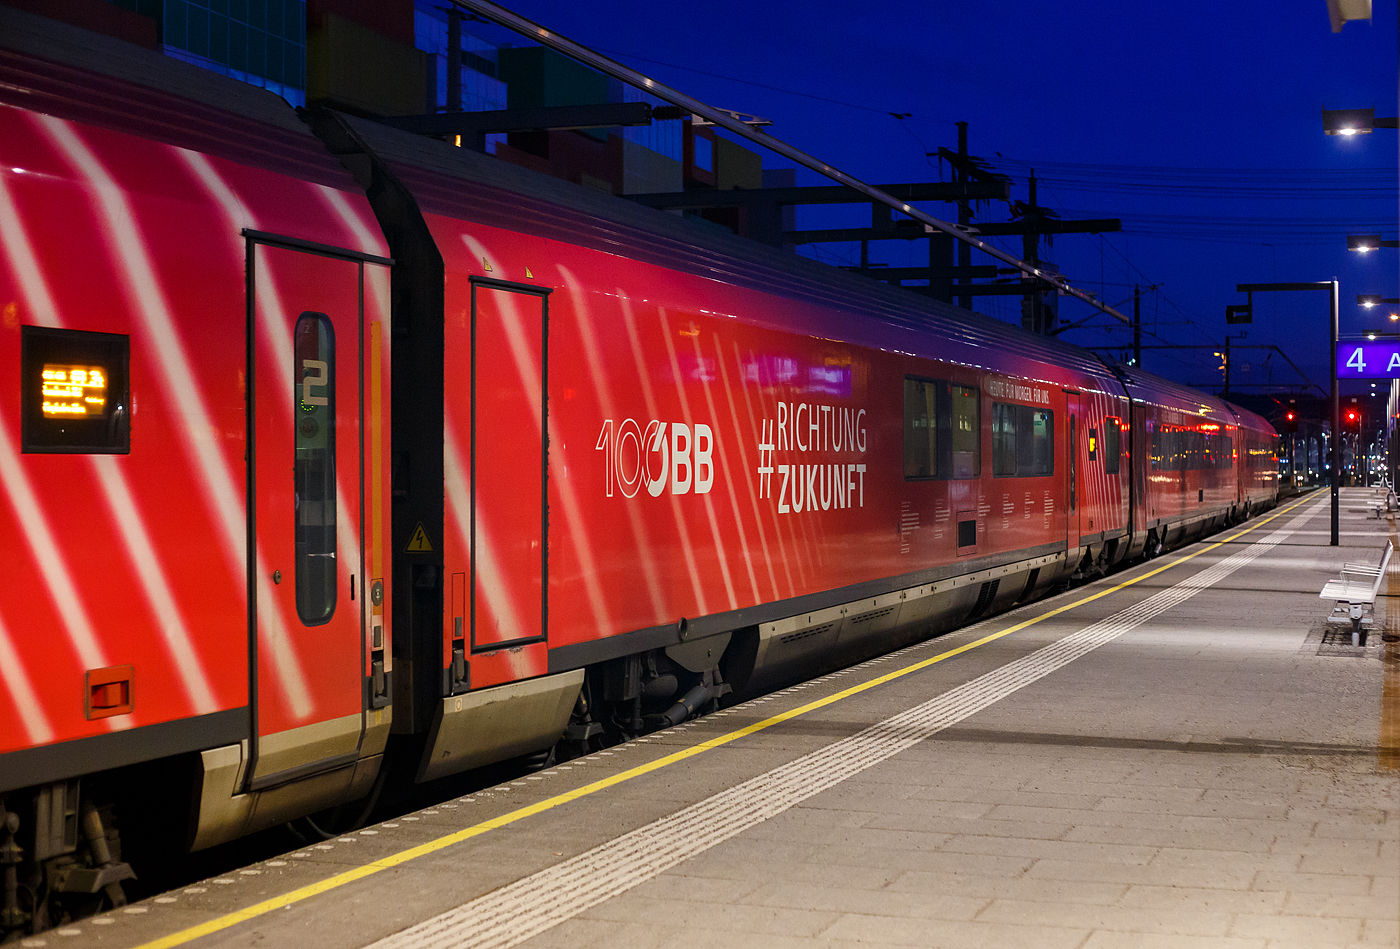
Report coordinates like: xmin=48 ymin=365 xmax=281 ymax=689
xmin=1336 ymin=341 xmax=1400 ymax=379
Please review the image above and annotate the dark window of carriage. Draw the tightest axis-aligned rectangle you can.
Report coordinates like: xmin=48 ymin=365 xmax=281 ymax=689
xmin=21 ymin=326 xmax=131 ymax=454
xmin=1104 ymin=418 xmax=1121 ymax=474
xmin=903 ymin=377 xmax=937 ymax=478
xmin=993 ymin=402 xmax=1054 ymax=477
xmin=294 ymin=312 xmax=336 ymax=626
xmin=904 ymin=378 xmax=979 ymax=479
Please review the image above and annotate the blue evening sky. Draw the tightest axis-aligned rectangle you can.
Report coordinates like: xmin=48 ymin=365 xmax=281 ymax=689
xmin=504 ymin=1 xmax=1397 ymax=401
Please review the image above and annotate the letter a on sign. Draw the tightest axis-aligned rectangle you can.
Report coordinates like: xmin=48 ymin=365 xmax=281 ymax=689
xmin=406 ymin=522 xmax=434 ymax=552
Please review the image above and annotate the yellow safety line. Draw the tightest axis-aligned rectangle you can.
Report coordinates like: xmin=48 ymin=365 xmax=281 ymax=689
xmin=134 ymin=493 xmax=1317 ymax=949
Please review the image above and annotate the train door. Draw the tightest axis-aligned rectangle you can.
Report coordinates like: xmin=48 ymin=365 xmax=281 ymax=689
xmin=469 ymin=279 xmax=549 ymax=653
xmin=246 ymin=231 xmax=390 ymax=787
xmin=1065 ymin=391 xmax=1081 ymax=550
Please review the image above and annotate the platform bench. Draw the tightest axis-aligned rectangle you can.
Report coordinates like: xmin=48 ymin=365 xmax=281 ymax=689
xmin=1321 ymin=539 xmax=1392 ymax=646
xmin=1368 ymin=490 xmax=1397 ymax=519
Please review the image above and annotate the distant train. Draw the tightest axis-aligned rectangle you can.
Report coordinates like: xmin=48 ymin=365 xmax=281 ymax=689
xmin=0 ymin=6 xmax=1278 ymax=934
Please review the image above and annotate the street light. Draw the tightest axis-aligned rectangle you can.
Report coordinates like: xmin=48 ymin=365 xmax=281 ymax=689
xmin=1323 ymin=107 xmax=1400 ymax=135
xmin=1348 ymin=234 xmax=1400 ymax=252
xmin=1358 ymin=294 xmax=1400 ymax=308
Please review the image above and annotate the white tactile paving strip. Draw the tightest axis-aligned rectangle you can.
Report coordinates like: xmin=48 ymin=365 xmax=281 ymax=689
xmin=366 ymin=504 xmax=1320 ymax=949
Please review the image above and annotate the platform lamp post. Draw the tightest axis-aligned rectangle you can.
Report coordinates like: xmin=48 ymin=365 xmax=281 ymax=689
xmin=1349 ymin=235 xmax=1400 ymax=253
xmin=1322 ymin=108 xmax=1399 ymax=136
xmin=1236 ymin=281 xmax=1341 ymax=545
xmin=1356 ymin=296 xmax=1400 ymax=488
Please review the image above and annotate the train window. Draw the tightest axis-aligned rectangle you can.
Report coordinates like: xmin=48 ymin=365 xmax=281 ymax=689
xmin=21 ymin=326 xmax=130 ymax=454
xmin=294 ymin=312 xmax=337 ymax=626
xmin=1154 ymin=426 xmax=1184 ymax=471
xmin=950 ymin=385 xmax=979 ymax=478
xmin=992 ymin=403 xmax=1017 ymax=476
xmin=992 ymin=403 xmax=1055 ymax=477
xmin=903 ymin=378 xmax=938 ymax=479
xmin=1029 ymin=410 xmax=1054 ymax=475
xmin=1104 ymin=418 xmax=1120 ymax=474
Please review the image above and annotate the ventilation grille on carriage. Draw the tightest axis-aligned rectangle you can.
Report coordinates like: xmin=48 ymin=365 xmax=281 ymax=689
xmin=778 ymin=622 xmax=836 ymax=646
xmin=847 ymin=606 xmax=896 ymax=627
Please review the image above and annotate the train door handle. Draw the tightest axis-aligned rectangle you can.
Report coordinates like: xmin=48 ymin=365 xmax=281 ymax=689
xmin=272 ymin=569 xmax=281 ymax=584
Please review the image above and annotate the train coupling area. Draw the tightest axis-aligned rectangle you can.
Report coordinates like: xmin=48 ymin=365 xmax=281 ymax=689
xmin=38 ymin=489 xmax=1400 ymax=949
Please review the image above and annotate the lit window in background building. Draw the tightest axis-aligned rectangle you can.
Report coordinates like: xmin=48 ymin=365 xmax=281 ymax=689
xmin=105 ymin=0 xmax=307 ymax=106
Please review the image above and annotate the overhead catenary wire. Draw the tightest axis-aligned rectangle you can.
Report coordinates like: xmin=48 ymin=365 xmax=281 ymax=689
xmin=449 ymin=0 xmax=1130 ymax=325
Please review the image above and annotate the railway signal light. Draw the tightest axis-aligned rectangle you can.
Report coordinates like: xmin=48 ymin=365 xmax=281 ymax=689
xmin=1345 ymin=408 xmax=1360 ymax=430
xmin=1284 ymin=411 xmax=1298 ymax=433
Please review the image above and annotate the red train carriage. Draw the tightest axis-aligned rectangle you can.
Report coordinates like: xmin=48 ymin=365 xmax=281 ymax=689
xmin=0 ymin=6 xmax=1278 ymax=933
xmin=1233 ymin=403 xmax=1282 ymax=514
xmin=1109 ymin=362 xmax=1279 ymax=555
xmin=0 ymin=9 xmax=392 ymax=914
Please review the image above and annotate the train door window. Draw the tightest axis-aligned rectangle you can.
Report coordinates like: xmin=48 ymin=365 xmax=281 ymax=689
xmin=1069 ymin=414 xmax=1077 ymax=510
xmin=992 ymin=402 xmax=1017 ymax=476
xmin=1104 ymin=418 xmax=1120 ymax=474
xmin=949 ymin=384 xmax=979 ymax=478
xmin=1029 ymin=409 xmax=1054 ymax=475
xmin=21 ymin=326 xmax=130 ymax=454
xmin=294 ymin=312 xmax=336 ymax=626
xmin=903 ymin=377 xmax=937 ymax=479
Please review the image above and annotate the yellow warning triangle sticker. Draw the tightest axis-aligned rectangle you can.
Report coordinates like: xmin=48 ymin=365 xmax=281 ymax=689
xmin=482 ymin=257 xmax=493 ymax=272
xmin=406 ymin=522 xmax=434 ymax=552
xmin=525 ymin=266 xmax=534 ymax=279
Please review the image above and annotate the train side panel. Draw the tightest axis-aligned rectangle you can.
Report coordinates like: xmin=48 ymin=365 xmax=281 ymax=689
xmin=422 ymin=209 xmax=1133 ymax=696
xmin=0 ymin=56 xmax=392 ymax=812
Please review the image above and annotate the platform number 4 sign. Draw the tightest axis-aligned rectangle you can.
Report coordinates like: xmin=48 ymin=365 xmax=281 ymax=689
xmin=1336 ymin=343 xmax=1400 ymax=379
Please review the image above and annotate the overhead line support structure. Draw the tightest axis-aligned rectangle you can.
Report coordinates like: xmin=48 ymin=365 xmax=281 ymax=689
xmin=447 ymin=0 xmax=1131 ymax=327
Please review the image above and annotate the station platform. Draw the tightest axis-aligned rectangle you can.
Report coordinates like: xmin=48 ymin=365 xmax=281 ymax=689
xmin=35 ymin=488 xmax=1400 ymax=949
